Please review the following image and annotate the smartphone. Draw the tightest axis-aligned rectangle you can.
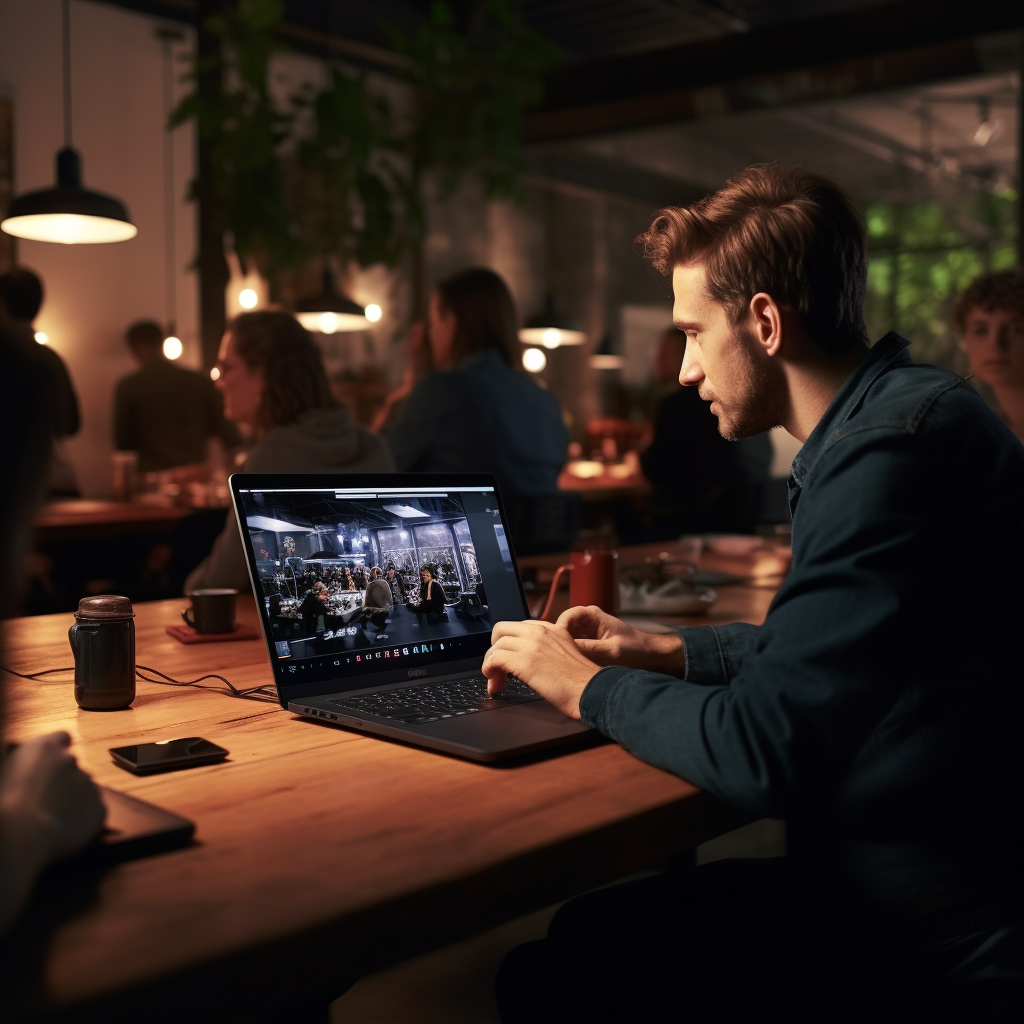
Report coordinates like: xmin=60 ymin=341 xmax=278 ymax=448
xmin=109 ymin=737 xmax=228 ymax=774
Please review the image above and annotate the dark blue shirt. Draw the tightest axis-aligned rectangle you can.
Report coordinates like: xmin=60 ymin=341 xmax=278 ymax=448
xmin=581 ymin=334 xmax=1023 ymax=962
xmin=388 ymin=350 xmax=567 ymax=496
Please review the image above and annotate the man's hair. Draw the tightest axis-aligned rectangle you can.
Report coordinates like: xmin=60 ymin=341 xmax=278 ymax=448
xmin=126 ymin=320 xmax=164 ymax=349
xmin=434 ymin=267 xmax=519 ymax=367
xmin=228 ymin=310 xmax=335 ymax=432
xmin=636 ymin=164 xmax=869 ymax=353
xmin=0 ymin=266 xmax=44 ymax=321
xmin=952 ymin=270 xmax=1024 ymax=334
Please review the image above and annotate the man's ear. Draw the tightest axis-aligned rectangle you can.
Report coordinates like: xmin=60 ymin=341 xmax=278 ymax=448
xmin=749 ymin=293 xmax=783 ymax=357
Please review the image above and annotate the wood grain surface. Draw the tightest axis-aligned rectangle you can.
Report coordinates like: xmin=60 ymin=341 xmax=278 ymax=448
xmin=1 ymin=540 xmax=784 ymax=1022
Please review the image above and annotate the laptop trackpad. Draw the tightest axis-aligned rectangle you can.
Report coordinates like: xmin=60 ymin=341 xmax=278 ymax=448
xmin=501 ymin=701 xmax=584 ymax=728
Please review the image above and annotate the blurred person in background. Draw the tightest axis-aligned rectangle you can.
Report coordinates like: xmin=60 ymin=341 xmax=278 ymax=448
xmin=955 ymin=269 xmax=1024 ymax=443
xmin=0 ymin=266 xmax=82 ymax=496
xmin=185 ymin=311 xmax=393 ymax=592
xmin=114 ymin=320 xmax=241 ymax=473
xmin=632 ymin=325 xmax=772 ymax=539
xmin=0 ymin=316 xmax=105 ymax=933
xmin=383 ymin=268 xmax=567 ymax=497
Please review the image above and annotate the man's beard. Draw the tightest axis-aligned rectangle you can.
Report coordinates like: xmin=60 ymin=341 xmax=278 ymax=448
xmin=701 ymin=346 xmax=785 ymax=441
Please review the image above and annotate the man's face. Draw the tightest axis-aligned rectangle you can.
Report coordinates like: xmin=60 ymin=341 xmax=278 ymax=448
xmin=963 ymin=306 xmax=1024 ymax=390
xmin=673 ymin=264 xmax=784 ymax=440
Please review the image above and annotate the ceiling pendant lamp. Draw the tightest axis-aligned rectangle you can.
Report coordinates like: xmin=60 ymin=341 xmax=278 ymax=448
xmin=294 ymin=268 xmax=371 ymax=334
xmin=518 ymin=190 xmax=585 ymax=349
xmin=519 ymin=292 xmax=587 ymax=349
xmin=1 ymin=0 xmax=136 ymax=245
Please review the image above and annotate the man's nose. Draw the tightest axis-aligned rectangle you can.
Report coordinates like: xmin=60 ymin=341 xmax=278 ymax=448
xmin=679 ymin=344 xmax=703 ymax=386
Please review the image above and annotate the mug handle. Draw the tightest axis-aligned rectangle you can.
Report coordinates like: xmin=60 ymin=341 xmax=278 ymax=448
xmin=537 ymin=563 xmax=573 ymax=623
xmin=181 ymin=608 xmax=197 ymax=629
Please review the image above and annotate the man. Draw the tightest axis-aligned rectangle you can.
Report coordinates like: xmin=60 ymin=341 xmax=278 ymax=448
xmin=0 ymin=309 xmax=105 ymax=932
xmin=635 ymin=324 xmax=772 ymax=536
xmin=485 ymin=166 xmax=1022 ymax=1021
xmin=0 ymin=266 xmax=81 ymax=495
xmin=114 ymin=320 xmax=240 ymax=472
xmin=954 ymin=269 xmax=1024 ymax=443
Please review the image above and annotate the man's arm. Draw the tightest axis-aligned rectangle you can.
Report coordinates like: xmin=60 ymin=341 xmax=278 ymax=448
xmin=486 ymin=431 xmax=939 ymax=818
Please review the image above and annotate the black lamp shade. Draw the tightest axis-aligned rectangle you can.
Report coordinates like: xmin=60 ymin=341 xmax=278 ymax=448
xmin=519 ymin=292 xmax=586 ymax=347
xmin=1 ymin=148 xmax=136 ymax=244
xmin=294 ymin=269 xmax=369 ymax=333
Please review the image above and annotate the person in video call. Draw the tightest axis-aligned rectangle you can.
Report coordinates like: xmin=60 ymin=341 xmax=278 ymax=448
xmin=384 ymin=564 xmax=404 ymax=606
xmin=955 ymin=269 xmax=1024 ymax=444
xmin=483 ymin=165 xmax=1022 ymax=1023
xmin=345 ymin=566 xmax=393 ymax=630
xmin=185 ymin=311 xmax=394 ymax=593
xmin=383 ymin=267 xmax=568 ymax=497
xmin=407 ymin=566 xmax=447 ymax=621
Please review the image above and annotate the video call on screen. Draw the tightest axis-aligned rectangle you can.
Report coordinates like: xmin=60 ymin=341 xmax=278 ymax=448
xmin=236 ymin=486 xmax=522 ymax=689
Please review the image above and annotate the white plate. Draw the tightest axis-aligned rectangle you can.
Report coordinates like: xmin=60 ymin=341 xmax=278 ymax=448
xmin=618 ymin=579 xmax=717 ymax=616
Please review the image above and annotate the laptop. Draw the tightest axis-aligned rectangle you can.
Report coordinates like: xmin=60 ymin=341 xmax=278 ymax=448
xmin=230 ymin=473 xmax=593 ymax=761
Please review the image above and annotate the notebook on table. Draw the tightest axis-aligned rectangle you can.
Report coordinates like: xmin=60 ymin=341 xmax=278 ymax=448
xmin=230 ymin=473 xmax=593 ymax=762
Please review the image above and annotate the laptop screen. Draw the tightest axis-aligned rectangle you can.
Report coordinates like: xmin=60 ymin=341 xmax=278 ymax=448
xmin=232 ymin=477 xmax=528 ymax=697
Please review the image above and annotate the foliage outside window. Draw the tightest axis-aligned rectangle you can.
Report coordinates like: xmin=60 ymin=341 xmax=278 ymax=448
xmin=861 ymin=189 xmax=1018 ymax=376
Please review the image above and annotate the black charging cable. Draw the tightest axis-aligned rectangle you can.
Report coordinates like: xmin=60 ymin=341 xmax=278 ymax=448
xmin=0 ymin=664 xmax=277 ymax=702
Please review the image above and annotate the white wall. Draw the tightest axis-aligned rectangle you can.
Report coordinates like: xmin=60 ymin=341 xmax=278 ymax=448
xmin=0 ymin=0 xmax=198 ymax=497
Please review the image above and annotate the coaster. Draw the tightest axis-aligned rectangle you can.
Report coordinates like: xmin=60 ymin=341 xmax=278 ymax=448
xmin=165 ymin=623 xmax=260 ymax=644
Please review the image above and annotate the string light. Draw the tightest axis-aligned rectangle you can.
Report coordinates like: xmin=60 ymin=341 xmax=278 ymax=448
xmin=163 ymin=335 xmax=183 ymax=360
xmin=522 ymin=347 xmax=547 ymax=373
xmin=210 ymin=366 xmax=221 ymax=381
xmin=239 ymin=288 xmax=258 ymax=309
xmin=365 ymin=303 xmax=382 ymax=323
xmin=35 ymin=331 xmax=49 ymax=345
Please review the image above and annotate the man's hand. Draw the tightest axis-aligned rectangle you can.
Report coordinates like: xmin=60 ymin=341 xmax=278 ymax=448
xmin=484 ymin=620 xmax=602 ymax=719
xmin=556 ymin=605 xmax=686 ymax=676
xmin=0 ymin=732 xmax=106 ymax=932
xmin=1 ymin=732 xmax=106 ymax=862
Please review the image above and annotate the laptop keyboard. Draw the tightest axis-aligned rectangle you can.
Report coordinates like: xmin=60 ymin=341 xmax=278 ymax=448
xmin=329 ymin=676 xmax=540 ymax=724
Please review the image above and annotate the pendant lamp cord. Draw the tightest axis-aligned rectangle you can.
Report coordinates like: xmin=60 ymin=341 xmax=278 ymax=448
xmin=160 ymin=32 xmax=178 ymax=336
xmin=62 ymin=0 xmax=72 ymax=148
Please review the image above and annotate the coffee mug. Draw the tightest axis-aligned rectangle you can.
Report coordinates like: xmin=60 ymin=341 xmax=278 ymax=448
xmin=538 ymin=549 xmax=618 ymax=622
xmin=183 ymin=588 xmax=238 ymax=634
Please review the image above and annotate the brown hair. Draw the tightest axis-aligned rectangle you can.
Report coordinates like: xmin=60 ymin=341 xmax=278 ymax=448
xmin=228 ymin=311 xmax=335 ymax=431
xmin=637 ymin=164 xmax=869 ymax=353
xmin=953 ymin=270 xmax=1024 ymax=334
xmin=434 ymin=268 xmax=518 ymax=367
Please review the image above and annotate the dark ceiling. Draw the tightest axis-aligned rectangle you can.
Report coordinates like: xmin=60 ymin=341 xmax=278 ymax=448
xmin=103 ymin=0 xmax=925 ymax=65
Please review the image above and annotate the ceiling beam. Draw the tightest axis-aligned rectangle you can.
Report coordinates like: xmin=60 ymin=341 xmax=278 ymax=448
xmin=526 ymin=0 xmax=1023 ymax=142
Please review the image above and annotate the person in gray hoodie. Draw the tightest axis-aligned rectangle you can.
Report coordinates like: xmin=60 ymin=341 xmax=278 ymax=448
xmin=185 ymin=311 xmax=394 ymax=592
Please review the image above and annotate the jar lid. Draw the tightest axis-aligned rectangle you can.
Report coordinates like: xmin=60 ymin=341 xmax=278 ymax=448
xmin=75 ymin=594 xmax=135 ymax=621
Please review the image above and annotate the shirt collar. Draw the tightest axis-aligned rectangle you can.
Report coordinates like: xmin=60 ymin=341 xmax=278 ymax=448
xmin=790 ymin=332 xmax=911 ymax=486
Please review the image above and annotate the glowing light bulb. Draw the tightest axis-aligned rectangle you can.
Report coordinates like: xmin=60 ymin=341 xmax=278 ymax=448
xmin=34 ymin=331 xmax=48 ymax=345
xmin=541 ymin=328 xmax=562 ymax=349
xmin=210 ymin=366 xmax=221 ymax=381
xmin=365 ymin=303 xmax=382 ymax=323
xmin=239 ymin=288 xmax=258 ymax=309
xmin=318 ymin=312 xmax=339 ymax=334
xmin=163 ymin=336 xmax=183 ymax=360
xmin=522 ymin=347 xmax=547 ymax=373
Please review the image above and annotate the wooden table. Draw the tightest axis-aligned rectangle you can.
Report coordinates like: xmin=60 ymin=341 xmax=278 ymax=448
xmin=1 ymin=540 xmax=784 ymax=1023
xmin=34 ymin=500 xmax=203 ymax=545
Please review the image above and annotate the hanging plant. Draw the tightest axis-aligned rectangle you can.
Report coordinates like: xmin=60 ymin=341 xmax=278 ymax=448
xmin=172 ymin=0 xmax=557 ymax=295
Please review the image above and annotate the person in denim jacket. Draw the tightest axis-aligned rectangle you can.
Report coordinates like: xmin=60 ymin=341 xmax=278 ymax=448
xmin=485 ymin=166 xmax=1022 ymax=1023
